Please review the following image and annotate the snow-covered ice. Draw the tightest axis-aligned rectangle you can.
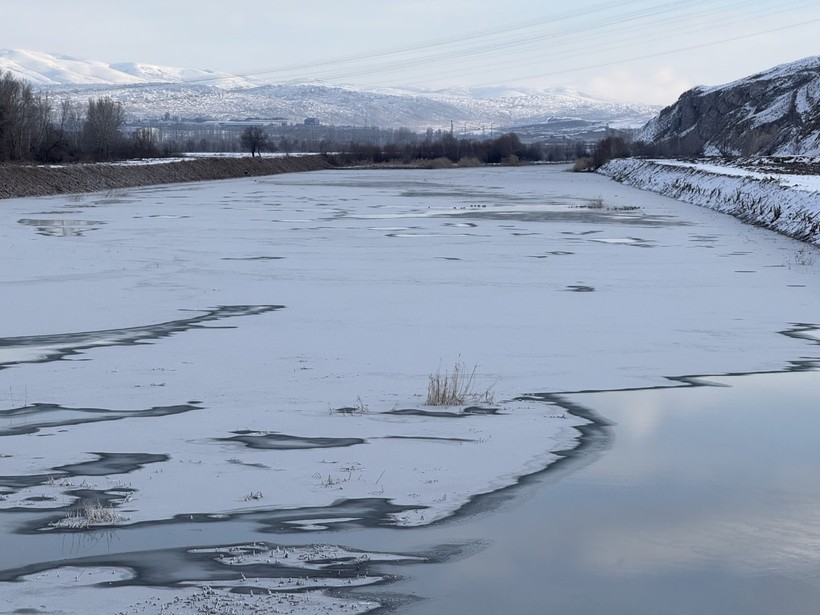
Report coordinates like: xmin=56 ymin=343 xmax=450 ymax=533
xmin=1 ymin=164 xmax=819 ymax=613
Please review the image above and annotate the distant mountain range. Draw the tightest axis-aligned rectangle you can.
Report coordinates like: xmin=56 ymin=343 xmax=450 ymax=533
xmin=0 ymin=49 xmax=658 ymax=133
xmin=635 ymin=55 xmax=820 ymax=156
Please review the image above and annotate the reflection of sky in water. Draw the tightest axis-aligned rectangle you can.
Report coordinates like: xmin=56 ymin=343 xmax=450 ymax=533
xmin=395 ymin=369 xmax=820 ymax=615
xmin=17 ymin=218 xmax=105 ymax=237
xmin=569 ymin=371 xmax=820 ymax=578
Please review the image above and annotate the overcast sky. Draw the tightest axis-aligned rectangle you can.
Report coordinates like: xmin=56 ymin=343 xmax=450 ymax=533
xmin=6 ymin=0 xmax=820 ymax=105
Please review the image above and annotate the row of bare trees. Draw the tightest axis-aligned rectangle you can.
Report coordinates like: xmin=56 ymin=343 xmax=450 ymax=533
xmin=320 ymin=131 xmax=548 ymax=166
xmin=0 ymin=71 xmax=150 ymax=163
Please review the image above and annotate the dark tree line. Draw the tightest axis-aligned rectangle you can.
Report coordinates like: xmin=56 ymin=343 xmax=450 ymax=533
xmin=321 ymin=131 xmax=547 ymax=166
xmin=573 ymin=135 xmax=634 ymax=171
xmin=576 ymin=133 xmax=709 ymax=172
xmin=0 ymin=71 xmax=161 ymax=163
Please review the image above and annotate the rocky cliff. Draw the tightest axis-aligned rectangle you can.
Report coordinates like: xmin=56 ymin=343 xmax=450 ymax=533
xmin=635 ymin=56 xmax=820 ymax=156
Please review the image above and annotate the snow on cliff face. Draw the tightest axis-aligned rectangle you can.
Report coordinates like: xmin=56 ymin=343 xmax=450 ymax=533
xmin=636 ymin=56 xmax=820 ymax=157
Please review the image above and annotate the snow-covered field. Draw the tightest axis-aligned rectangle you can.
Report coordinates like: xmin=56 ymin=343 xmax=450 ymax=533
xmin=1 ymin=164 xmax=818 ymax=613
xmin=600 ymin=157 xmax=820 ymax=244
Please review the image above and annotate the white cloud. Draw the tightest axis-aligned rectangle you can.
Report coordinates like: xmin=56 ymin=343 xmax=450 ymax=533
xmin=582 ymin=66 xmax=692 ymax=106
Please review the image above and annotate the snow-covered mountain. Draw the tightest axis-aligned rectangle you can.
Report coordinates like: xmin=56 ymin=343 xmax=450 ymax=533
xmin=0 ymin=49 xmax=260 ymax=88
xmin=636 ymin=56 xmax=820 ymax=156
xmin=0 ymin=49 xmax=657 ymax=131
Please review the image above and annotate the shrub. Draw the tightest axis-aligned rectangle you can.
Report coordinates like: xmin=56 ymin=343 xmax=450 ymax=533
xmin=457 ymin=156 xmax=482 ymax=167
xmin=422 ymin=157 xmax=454 ymax=169
xmin=572 ymin=157 xmax=593 ymax=172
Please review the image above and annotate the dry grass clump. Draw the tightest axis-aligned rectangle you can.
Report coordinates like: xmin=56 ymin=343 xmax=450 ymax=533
xmin=572 ymin=157 xmax=593 ymax=172
xmin=790 ymin=247 xmax=816 ymax=267
xmin=83 ymin=501 xmax=123 ymax=524
xmin=52 ymin=500 xmax=125 ymax=528
xmin=457 ymin=156 xmax=482 ymax=167
xmin=427 ymin=359 xmax=495 ymax=406
xmin=422 ymin=157 xmax=455 ymax=169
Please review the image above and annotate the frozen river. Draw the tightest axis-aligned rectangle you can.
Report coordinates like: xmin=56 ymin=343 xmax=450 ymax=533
xmin=0 ymin=165 xmax=819 ymax=613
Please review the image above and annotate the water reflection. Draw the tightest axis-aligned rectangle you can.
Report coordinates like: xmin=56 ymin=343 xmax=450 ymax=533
xmin=17 ymin=218 xmax=105 ymax=237
xmin=392 ymin=368 xmax=820 ymax=614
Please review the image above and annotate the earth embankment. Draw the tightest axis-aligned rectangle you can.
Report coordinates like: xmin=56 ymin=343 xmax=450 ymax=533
xmin=599 ymin=158 xmax=820 ymax=246
xmin=0 ymin=155 xmax=331 ymax=200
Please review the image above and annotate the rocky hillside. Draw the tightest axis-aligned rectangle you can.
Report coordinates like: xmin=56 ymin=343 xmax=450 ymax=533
xmin=635 ymin=56 xmax=820 ymax=156
xmin=0 ymin=49 xmax=657 ymax=130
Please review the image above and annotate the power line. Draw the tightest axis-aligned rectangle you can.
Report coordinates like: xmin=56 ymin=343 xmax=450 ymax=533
xmin=467 ymin=16 xmax=820 ymax=88
xmin=42 ymin=1 xmax=817 ymax=94
xmin=293 ymin=0 xmax=788 ymax=84
xmin=223 ymin=0 xmax=717 ymax=84
xmin=220 ymin=0 xmax=814 ymax=86
xmin=384 ymin=0 xmax=818 ymax=88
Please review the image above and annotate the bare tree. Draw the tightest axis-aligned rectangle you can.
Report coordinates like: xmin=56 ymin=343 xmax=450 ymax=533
xmin=82 ymin=97 xmax=125 ymax=160
xmin=278 ymin=137 xmax=297 ymax=156
xmin=26 ymin=92 xmax=56 ymax=161
xmin=0 ymin=71 xmax=27 ymax=160
xmin=54 ymin=98 xmax=83 ymax=158
xmin=131 ymin=127 xmax=159 ymax=158
xmin=240 ymin=126 xmax=270 ymax=157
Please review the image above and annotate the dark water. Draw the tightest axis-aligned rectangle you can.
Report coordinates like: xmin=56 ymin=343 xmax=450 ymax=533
xmin=374 ymin=368 xmax=820 ymax=614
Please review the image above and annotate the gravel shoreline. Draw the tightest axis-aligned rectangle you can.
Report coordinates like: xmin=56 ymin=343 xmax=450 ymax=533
xmin=0 ymin=155 xmax=332 ymax=200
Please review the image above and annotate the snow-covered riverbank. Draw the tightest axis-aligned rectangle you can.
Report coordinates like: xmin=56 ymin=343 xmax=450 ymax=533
xmin=599 ymin=157 xmax=820 ymax=245
xmin=0 ymin=155 xmax=330 ymax=199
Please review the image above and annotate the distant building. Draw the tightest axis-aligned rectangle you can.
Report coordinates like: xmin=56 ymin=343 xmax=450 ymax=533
xmin=304 ymin=118 xmax=320 ymax=126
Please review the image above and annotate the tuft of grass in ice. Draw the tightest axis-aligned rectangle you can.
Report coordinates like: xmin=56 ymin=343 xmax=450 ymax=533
xmin=329 ymin=396 xmax=369 ymax=415
xmin=790 ymin=247 xmax=816 ymax=267
xmin=426 ymin=359 xmax=495 ymax=407
xmin=51 ymin=500 xmax=125 ymax=528
xmin=355 ymin=395 xmax=369 ymax=413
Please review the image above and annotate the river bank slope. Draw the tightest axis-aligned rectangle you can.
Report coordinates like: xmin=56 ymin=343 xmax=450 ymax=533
xmin=0 ymin=155 xmax=331 ymax=199
xmin=599 ymin=157 xmax=820 ymax=246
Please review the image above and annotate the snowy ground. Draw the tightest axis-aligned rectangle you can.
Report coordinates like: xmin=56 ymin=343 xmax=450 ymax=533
xmin=600 ymin=157 xmax=820 ymax=244
xmin=1 ymin=164 xmax=818 ymax=613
